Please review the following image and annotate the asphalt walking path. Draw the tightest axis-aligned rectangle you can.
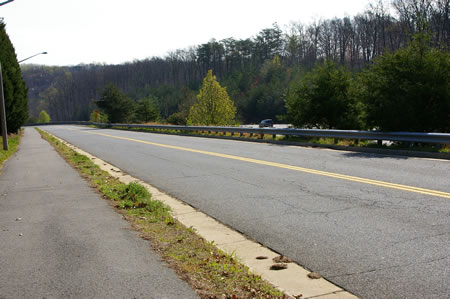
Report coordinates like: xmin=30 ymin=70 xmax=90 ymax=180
xmin=0 ymin=128 xmax=197 ymax=298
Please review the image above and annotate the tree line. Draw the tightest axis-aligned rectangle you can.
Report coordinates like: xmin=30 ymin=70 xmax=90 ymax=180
xmin=21 ymin=0 xmax=449 ymax=132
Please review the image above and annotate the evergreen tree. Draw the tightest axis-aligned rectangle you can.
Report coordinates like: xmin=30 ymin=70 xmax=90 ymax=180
xmin=187 ymin=70 xmax=237 ymax=126
xmin=0 ymin=21 xmax=28 ymax=133
xmin=359 ymin=33 xmax=450 ymax=132
xmin=95 ymin=83 xmax=135 ymax=123
xmin=135 ymin=97 xmax=160 ymax=123
xmin=285 ymin=60 xmax=363 ymax=129
xmin=38 ymin=110 xmax=50 ymax=123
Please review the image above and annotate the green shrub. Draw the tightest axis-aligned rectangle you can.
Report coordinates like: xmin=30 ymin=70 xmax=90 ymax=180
xmin=38 ymin=110 xmax=50 ymax=123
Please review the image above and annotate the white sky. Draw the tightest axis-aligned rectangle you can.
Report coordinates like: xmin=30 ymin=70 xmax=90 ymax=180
xmin=1 ymin=0 xmax=371 ymax=66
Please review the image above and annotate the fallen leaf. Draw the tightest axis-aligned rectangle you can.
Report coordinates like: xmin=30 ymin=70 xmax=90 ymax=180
xmin=270 ymin=263 xmax=288 ymax=270
xmin=307 ymin=272 xmax=322 ymax=279
xmin=273 ymin=255 xmax=293 ymax=263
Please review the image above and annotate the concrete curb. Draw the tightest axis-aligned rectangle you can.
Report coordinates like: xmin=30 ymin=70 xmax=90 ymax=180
xmin=45 ymin=130 xmax=359 ymax=299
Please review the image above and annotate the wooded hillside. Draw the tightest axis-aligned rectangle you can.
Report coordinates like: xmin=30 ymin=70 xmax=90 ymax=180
xmin=22 ymin=0 xmax=449 ymax=131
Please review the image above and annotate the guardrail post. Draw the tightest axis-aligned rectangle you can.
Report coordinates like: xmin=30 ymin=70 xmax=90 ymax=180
xmin=273 ymin=134 xmax=276 ymax=140
xmin=377 ymin=140 xmax=382 ymax=146
xmin=260 ymin=133 xmax=264 ymax=139
xmin=334 ymin=138 xmax=338 ymax=144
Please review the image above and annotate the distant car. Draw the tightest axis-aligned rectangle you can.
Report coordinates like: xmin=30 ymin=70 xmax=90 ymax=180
xmin=259 ymin=119 xmax=273 ymax=128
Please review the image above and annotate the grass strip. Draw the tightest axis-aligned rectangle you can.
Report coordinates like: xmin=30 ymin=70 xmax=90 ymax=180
xmin=36 ymin=128 xmax=285 ymax=299
xmin=0 ymin=131 xmax=22 ymax=169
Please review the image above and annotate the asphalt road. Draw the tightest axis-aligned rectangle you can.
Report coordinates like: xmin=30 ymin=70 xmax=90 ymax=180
xmin=42 ymin=125 xmax=450 ymax=298
xmin=0 ymin=128 xmax=197 ymax=298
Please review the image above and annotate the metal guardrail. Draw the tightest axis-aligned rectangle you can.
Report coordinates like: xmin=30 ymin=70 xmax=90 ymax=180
xmin=26 ymin=121 xmax=450 ymax=145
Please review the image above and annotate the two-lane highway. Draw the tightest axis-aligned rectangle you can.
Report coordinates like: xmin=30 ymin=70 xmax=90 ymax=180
xmin=43 ymin=125 xmax=450 ymax=298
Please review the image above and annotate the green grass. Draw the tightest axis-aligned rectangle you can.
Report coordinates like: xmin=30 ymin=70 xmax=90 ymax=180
xmin=36 ymin=128 xmax=285 ymax=298
xmin=0 ymin=131 xmax=22 ymax=169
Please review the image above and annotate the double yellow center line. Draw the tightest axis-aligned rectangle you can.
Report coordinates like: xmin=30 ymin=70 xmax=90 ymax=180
xmin=82 ymin=130 xmax=450 ymax=199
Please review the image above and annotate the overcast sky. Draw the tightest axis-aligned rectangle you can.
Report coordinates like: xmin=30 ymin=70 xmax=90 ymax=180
xmin=1 ymin=0 xmax=371 ymax=66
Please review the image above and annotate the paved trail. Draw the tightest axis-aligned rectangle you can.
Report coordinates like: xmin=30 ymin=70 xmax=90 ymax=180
xmin=0 ymin=128 xmax=197 ymax=298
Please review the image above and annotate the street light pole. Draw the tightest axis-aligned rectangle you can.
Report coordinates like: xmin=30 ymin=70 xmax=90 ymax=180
xmin=0 ymin=51 xmax=47 ymax=150
xmin=0 ymin=62 xmax=8 ymax=150
xmin=0 ymin=0 xmax=46 ymax=150
xmin=0 ymin=0 xmax=15 ymax=150
xmin=0 ymin=1 xmax=14 ymax=6
xmin=0 ymin=51 xmax=48 ymax=150
xmin=18 ymin=51 xmax=47 ymax=63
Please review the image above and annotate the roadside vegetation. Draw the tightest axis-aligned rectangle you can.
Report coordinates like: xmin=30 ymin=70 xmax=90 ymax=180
xmin=186 ymin=70 xmax=237 ymax=126
xmin=36 ymin=128 xmax=285 ymax=298
xmin=38 ymin=110 xmax=51 ymax=123
xmin=0 ymin=131 xmax=22 ymax=169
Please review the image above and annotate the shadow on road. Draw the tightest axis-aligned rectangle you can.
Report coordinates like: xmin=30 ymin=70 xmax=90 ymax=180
xmin=341 ymin=152 xmax=409 ymax=160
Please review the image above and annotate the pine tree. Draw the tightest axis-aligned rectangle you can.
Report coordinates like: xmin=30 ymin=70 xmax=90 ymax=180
xmin=0 ymin=21 xmax=28 ymax=133
xmin=286 ymin=60 xmax=363 ymax=129
xmin=360 ymin=33 xmax=450 ymax=132
xmin=135 ymin=97 xmax=160 ymax=123
xmin=95 ymin=83 xmax=135 ymax=123
xmin=187 ymin=70 xmax=236 ymax=126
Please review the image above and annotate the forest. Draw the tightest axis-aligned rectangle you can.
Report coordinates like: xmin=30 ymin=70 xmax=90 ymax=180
xmin=21 ymin=0 xmax=449 ymax=132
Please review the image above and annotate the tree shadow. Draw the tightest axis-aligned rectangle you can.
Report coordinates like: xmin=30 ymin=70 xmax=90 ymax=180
xmin=76 ymin=127 xmax=107 ymax=131
xmin=341 ymin=152 xmax=409 ymax=160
